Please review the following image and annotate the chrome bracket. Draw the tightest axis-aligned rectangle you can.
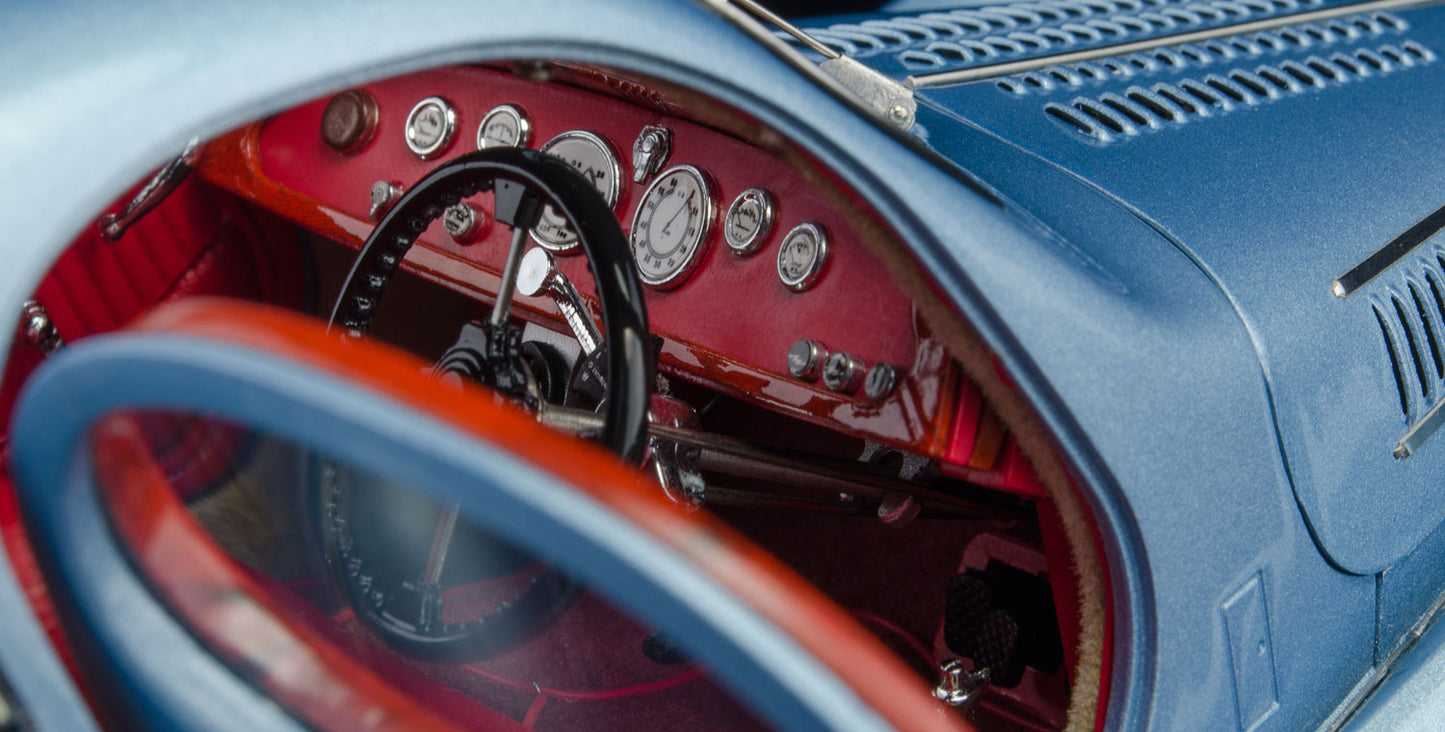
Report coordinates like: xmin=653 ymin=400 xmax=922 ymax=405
xmin=1395 ymin=399 xmax=1445 ymax=459
xmin=631 ymin=125 xmax=672 ymax=184
xmin=714 ymin=0 xmax=915 ymax=131
xmin=99 ymin=138 xmax=202 ymax=241
xmin=646 ymin=394 xmax=707 ymax=507
xmin=818 ymin=56 xmax=916 ymax=130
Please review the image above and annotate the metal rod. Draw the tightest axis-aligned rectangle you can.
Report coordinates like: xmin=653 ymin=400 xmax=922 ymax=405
xmin=909 ymin=0 xmax=1433 ymax=88
xmin=490 ymin=225 xmax=529 ymax=326
xmin=1333 ymin=199 xmax=1445 ymax=298
xmin=726 ymin=0 xmax=841 ymax=59
xmin=538 ymin=404 xmax=1012 ymax=517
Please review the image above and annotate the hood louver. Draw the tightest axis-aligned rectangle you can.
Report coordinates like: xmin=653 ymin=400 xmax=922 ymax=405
xmin=1374 ymin=251 xmax=1445 ymax=420
xmin=787 ymin=0 xmax=1329 ymax=69
xmin=1041 ymin=37 xmax=1433 ymax=142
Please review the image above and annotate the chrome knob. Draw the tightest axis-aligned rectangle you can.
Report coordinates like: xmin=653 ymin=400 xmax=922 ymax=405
xmin=787 ymin=339 xmax=827 ymax=381
xmin=822 ymin=351 xmax=865 ymax=393
xmin=369 ymin=180 xmax=404 ymax=220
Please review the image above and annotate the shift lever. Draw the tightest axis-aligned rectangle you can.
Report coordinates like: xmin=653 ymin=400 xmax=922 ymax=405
xmin=516 ymin=247 xmax=603 ymax=356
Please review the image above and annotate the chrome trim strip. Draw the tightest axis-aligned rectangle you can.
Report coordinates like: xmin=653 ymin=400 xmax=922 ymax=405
xmin=1333 ymin=201 xmax=1445 ymax=298
xmin=1320 ymin=586 xmax=1445 ymax=729
xmin=909 ymin=0 xmax=1437 ymax=88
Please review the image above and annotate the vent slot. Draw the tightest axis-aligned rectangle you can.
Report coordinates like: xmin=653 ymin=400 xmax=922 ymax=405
xmin=1370 ymin=252 xmax=1445 ymax=420
xmin=1045 ymin=103 xmax=1108 ymax=139
xmin=1046 ymin=40 xmax=1435 ymax=142
xmin=1377 ymin=305 xmax=1411 ymax=416
xmin=825 ymin=0 xmax=1340 ymax=64
xmin=1393 ymin=295 xmax=1430 ymax=398
xmin=1410 ymin=282 xmax=1445 ymax=379
xmin=999 ymin=12 xmax=1407 ymax=94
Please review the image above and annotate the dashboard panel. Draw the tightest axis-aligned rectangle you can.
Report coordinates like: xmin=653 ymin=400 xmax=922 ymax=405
xmin=197 ymin=64 xmax=967 ymax=456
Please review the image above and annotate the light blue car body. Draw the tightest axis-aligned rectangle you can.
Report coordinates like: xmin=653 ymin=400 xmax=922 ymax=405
xmin=3 ymin=0 xmax=1445 ymax=728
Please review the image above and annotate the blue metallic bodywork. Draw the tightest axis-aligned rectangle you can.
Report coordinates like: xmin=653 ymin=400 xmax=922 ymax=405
xmin=2 ymin=0 xmax=1444 ymax=728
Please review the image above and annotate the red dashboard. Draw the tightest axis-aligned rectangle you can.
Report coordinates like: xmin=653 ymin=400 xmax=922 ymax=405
xmin=198 ymin=64 xmax=970 ymax=457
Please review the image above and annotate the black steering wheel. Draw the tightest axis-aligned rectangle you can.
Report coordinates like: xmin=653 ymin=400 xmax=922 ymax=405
xmin=320 ymin=148 xmax=653 ymax=660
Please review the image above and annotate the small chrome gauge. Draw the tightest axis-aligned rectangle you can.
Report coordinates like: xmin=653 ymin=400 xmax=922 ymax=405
xmin=531 ymin=131 xmax=622 ymax=253
xmin=476 ymin=104 xmax=531 ymax=149
xmin=404 ymin=96 xmax=457 ymax=159
xmin=724 ymin=187 xmax=776 ymax=256
xmin=777 ymin=222 xmax=829 ymax=291
xmin=630 ymin=165 xmax=714 ymax=289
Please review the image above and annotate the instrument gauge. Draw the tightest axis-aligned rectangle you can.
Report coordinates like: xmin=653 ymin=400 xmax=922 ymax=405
xmin=777 ymin=222 xmax=829 ymax=292
xmin=724 ymin=187 xmax=776 ymax=256
xmin=476 ymin=104 xmax=531 ymax=149
xmin=629 ymin=165 xmax=714 ymax=289
xmin=404 ymin=96 xmax=457 ymax=159
xmin=531 ymin=131 xmax=621 ymax=253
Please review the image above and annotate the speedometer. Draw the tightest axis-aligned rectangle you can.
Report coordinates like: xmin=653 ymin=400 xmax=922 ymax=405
xmin=629 ymin=164 xmax=714 ymax=289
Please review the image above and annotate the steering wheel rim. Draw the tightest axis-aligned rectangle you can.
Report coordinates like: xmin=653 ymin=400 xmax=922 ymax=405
xmin=328 ymin=147 xmax=653 ymax=462
xmin=322 ymin=148 xmax=653 ymax=661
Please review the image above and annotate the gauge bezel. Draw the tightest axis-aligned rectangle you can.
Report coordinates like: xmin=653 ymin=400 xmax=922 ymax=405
xmin=724 ymin=187 xmax=776 ymax=257
xmin=531 ymin=130 xmax=623 ymax=253
xmin=476 ymin=103 xmax=532 ymax=150
xmin=776 ymin=221 xmax=829 ymax=292
xmin=629 ymin=164 xmax=715 ymax=290
xmin=404 ymin=96 xmax=457 ymax=159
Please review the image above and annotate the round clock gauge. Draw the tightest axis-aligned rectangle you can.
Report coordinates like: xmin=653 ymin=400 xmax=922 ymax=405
xmin=404 ymin=96 xmax=457 ymax=159
xmin=476 ymin=104 xmax=531 ymax=149
xmin=777 ymin=222 xmax=829 ymax=291
xmin=531 ymin=131 xmax=621 ymax=252
xmin=630 ymin=165 xmax=714 ymax=289
xmin=724 ymin=187 xmax=776 ymax=256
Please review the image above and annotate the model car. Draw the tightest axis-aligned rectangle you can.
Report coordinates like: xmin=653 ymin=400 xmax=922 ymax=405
xmin=1 ymin=0 xmax=1443 ymax=729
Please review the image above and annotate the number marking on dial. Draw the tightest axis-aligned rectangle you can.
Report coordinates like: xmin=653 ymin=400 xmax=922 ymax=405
xmin=629 ymin=165 xmax=714 ymax=289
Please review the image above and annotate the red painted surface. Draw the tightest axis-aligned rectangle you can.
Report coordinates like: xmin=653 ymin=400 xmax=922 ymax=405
xmin=259 ymin=66 xmax=915 ymax=373
xmin=130 ymin=299 xmax=971 ymax=732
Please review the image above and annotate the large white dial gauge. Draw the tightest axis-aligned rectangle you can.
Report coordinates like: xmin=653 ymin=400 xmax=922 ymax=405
xmin=630 ymin=165 xmax=714 ymax=289
xmin=531 ymin=130 xmax=622 ymax=252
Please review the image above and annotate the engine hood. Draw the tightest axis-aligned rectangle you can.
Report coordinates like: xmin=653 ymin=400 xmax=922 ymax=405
xmin=802 ymin=0 xmax=1445 ymax=574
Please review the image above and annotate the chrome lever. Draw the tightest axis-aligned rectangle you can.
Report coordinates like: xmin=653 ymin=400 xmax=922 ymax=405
xmin=99 ymin=138 xmax=203 ymax=241
xmin=515 ymin=247 xmax=602 ymax=355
